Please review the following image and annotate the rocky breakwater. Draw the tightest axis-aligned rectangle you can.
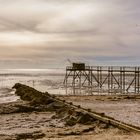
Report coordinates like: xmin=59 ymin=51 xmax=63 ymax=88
xmin=0 ymin=83 xmax=125 ymax=140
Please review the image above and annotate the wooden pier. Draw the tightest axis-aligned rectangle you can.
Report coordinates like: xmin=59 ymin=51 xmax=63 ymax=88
xmin=64 ymin=63 xmax=140 ymax=95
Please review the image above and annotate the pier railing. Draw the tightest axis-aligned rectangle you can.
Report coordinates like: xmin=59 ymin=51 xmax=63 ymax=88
xmin=64 ymin=66 xmax=140 ymax=95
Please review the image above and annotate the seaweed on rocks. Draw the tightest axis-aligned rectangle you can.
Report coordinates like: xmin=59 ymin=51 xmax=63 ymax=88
xmin=12 ymin=83 xmax=97 ymax=126
xmin=13 ymin=83 xmax=52 ymax=105
xmin=12 ymin=83 xmax=67 ymax=113
xmin=12 ymin=83 xmax=115 ymax=129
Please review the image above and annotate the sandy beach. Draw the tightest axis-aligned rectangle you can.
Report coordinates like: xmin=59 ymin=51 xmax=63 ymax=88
xmin=0 ymin=84 xmax=140 ymax=140
xmin=59 ymin=95 xmax=140 ymax=127
xmin=0 ymin=101 xmax=138 ymax=140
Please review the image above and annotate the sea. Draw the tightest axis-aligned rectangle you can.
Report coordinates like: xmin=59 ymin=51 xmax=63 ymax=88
xmin=0 ymin=69 xmax=66 ymax=103
xmin=0 ymin=69 xmax=135 ymax=104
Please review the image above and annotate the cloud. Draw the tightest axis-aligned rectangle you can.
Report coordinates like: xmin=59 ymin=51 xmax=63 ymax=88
xmin=0 ymin=0 xmax=140 ymax=68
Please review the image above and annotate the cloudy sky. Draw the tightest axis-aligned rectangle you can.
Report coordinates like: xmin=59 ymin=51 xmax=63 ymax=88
xmin=0 ymin=0 xmax=140 ymax=68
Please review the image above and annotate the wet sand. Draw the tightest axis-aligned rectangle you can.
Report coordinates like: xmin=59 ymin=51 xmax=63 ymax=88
xmin=0 ymin=107 xmax=136 ymax=140
xmin=0 ymin=113 xmax=139 ymax=140
xmin=1 ymin=84 xmax=140 ymax=140
xmin=0 ymin=100 xmax=139 ymax=140
xmin=59 ymin=95 xmax=140 ymax=127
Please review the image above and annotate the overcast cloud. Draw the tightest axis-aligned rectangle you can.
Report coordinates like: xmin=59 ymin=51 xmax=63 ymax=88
xmin=0 ymin=0 xmax=140 ymax=68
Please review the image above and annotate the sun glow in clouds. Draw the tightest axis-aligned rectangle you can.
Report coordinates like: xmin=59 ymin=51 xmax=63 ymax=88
xmin=0 ymin=0 xmax=140 ymax=68
xmin=0 ymin=32 xmax=38 ymax=45
xmin=37 ymin=3 xmax=101 ymax=32
xmin=0 ymin=1 xmax=102 ymax=46
xmin=0 ymin=31 xmax=73 ymax=46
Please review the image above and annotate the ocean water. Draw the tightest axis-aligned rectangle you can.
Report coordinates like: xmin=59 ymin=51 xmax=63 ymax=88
xmin=0 ymin=69 xmax=66 ymax=103
xmin=0 ymin=69 xmax=136 ymax=103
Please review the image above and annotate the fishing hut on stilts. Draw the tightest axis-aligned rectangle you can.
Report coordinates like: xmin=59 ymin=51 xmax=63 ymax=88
xmin=63 ymin=63 xmax=92 ymax=95
xmin=64 ymin=63 xmax=140 ymax=95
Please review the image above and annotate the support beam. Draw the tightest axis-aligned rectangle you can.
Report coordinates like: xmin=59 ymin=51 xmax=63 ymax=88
xmin=64 ymin=65 xmax=140 ymax=95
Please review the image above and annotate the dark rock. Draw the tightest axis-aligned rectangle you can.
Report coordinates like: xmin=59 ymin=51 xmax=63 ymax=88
xmin=77 ymin=113 xmax=94 ymax=124
xmin=65 ymin=116 xmax=77 ymax=126
xmin=16 ymin=131 xmax=45 ymax=139
xmin=13 ymin=83 xmax=52 ymax=105
xmin=46 ymin=101 xmax=64 ymax=111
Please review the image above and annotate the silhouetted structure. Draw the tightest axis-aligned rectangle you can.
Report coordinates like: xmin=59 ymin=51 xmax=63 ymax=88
xmin=64 ymin=64 xmax=140 ymax=95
